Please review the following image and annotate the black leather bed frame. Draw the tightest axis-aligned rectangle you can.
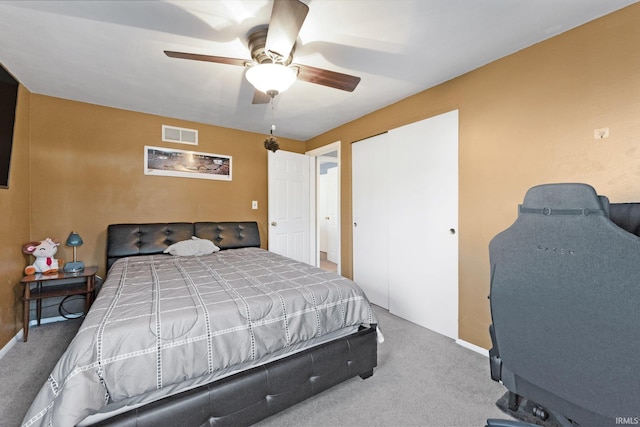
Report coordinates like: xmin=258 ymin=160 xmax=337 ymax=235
xmin=91 ymin=221 xmax=378 ymax=427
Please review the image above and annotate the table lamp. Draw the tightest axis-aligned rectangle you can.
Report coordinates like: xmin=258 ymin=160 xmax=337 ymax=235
xmin=63 ymin=231 xmax=85 ymax=273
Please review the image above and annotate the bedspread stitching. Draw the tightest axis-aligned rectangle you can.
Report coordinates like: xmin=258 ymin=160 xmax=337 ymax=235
xmin=199 ymin=258 xmax=257 ymax=360
xmin=95 ymin=258 xmax=133 ymax=397
xmin=227 ymin=259 xmax=292 ymax=347
xmin=174 ymin=258 xmax=215 ymax=374
xmin=149 ymin=258 xmax=163 ymax=389
xmin=330 ymin=280 xmax=347 ymax=328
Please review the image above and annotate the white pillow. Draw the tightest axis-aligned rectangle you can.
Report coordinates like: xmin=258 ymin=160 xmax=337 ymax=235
xmin=163 ymin=236 xmax=220 ymax=256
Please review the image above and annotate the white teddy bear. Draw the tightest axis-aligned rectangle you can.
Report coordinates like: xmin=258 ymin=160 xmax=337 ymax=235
xmin=22 ymin=238 xmax=60 ymax=275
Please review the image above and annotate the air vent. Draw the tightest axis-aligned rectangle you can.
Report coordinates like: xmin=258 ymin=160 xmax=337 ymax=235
xmin=162 ymin=125 xmax=198 ymax=145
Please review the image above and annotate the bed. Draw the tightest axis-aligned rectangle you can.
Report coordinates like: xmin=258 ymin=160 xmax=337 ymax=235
xmin=22 ymin=221 xmax=379 ymax=427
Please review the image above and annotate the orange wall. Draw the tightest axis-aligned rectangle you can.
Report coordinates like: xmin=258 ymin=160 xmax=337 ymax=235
xmin=307 ymin=3 xmax=640 ymax=348
xmin=0 ymin=86 xmax=31 ymax=345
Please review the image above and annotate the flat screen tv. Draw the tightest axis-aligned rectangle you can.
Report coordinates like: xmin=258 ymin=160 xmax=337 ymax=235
xmin=0 ymin=63 xmax=18 ymax=189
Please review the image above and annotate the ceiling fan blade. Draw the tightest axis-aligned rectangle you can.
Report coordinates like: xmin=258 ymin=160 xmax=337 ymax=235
xmin=296 ymin=64 xmax=361 ymax=92
xmin=164 ymin=50 xmax=248 ymax=67
xmin=265 ymin=0 xmax=309 ymax=60
xmin=252 ymin=90 xmax=272 ymax=104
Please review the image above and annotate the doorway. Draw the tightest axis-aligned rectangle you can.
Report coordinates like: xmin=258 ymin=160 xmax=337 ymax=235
xmin=307 ymin=141 xmax=341 ymax=274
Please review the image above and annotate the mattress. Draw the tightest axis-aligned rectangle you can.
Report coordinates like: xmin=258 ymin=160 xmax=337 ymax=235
xmin=23 ymin=247 xmax=377 ymax=427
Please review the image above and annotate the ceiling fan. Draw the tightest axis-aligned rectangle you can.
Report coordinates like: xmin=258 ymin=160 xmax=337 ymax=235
xmin=164 ymin=0 xmax=361 ymax=104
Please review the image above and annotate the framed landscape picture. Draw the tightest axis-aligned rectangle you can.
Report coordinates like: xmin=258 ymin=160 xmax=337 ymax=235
xmin=144 ymin=146 xmax=232 ymax=181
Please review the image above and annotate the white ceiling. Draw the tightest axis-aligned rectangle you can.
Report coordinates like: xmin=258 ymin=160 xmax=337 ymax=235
xmin=0 ymin=0 xmax=637 ymax=141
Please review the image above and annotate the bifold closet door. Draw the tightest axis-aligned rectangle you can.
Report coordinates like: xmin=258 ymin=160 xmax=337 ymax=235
xmin=352 ymin=132 xmax=389 ymax=309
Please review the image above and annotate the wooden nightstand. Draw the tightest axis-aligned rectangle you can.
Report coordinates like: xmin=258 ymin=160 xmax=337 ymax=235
xmin=20 ymin=266 xmax=98 ymax=342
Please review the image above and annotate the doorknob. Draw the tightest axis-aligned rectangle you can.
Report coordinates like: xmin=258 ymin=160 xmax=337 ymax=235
xmin=449 ymin=228 xmax=456 ymax=235
xmin=353 ymin=222 xmax=358 ymax=227
xmin=271 ymin=221 xmax=277 ymax=226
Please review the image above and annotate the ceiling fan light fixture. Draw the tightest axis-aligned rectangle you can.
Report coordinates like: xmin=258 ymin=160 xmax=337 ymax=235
xmin=246 ymin=63 xmax=297 ymax=97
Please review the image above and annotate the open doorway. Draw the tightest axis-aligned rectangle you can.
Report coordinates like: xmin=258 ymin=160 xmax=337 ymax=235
xmin=318 ymin=153 xmax=338 ymax=272
xmin=307 ymin=142 xmax=341 ymax=274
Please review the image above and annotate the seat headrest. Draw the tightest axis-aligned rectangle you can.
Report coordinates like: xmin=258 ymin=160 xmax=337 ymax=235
xmin=520 ymin=183 xmax=607 ymax=216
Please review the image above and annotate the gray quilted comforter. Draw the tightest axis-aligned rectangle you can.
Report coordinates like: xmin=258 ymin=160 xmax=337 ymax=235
xmin=23 ymin=248 xmax=377 ymax=427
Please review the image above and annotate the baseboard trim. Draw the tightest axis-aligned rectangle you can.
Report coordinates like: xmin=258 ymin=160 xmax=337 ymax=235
xmin=456 ymin=338 xmax=489 ymax=357
xmin=0 ymin=328 xmax=23 ymax=360
xmin=29 ymin=315 xmax=77 ymax=326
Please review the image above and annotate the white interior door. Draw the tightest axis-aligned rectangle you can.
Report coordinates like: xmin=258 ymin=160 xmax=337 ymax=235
xmin=268 ymin=150 xmax=313 ymax=264
xmin=325 ymin=166 xmax=339 ymax=263
xmin=388 ymin=109 xmax=459 ymax=340
xmin=352 ymin=133 xmax=390 ymax=309
xmin=318 ymin=174 xmax=328 ymax=253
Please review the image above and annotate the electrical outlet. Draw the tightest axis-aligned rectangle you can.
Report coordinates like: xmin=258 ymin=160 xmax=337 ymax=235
xmin=594 ymin=127 xmax=609 ymax=139
xmin=252 ymin=200 xmax=258 ymax=210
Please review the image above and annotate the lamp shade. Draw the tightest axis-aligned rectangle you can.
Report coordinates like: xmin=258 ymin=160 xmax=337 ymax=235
xmin=65 ymin=232 xmax=83 ymax=247
xmin=245 ymin=63 xmax=297 ymax=96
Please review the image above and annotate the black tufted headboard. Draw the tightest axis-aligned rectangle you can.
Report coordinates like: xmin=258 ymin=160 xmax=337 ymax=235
xmin=106 ymin=221 xmax=261 ymax=270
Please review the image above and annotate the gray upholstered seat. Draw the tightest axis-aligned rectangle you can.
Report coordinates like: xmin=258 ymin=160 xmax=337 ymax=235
xmin=488 ymin=183 xmax=640 ymax=426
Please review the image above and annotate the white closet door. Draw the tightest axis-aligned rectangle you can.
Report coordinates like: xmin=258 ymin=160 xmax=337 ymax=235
xmin=388 ymin=110 xmax=458 ymax=339
xmin=352 ymin=133 xmax=390 ymax=309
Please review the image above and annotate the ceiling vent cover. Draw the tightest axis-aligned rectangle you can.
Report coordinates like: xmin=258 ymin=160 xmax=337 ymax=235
xmin=162 ymin=125 xmax=198 ymax=145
